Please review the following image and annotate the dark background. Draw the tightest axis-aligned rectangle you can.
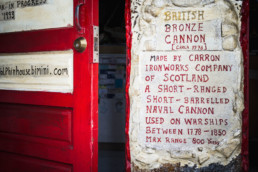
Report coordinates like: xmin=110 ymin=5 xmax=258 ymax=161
xmin=99 ymin=0 xmax=125 ymax=45
xmin=249 ymin=0 xmax=258 ymax=171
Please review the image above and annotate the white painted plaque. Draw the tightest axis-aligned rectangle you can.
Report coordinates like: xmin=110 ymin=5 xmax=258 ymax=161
xmin=0 ymin=50 xmax=73 ymax=93
xmin=0 ymin=0 xmax=73 ymax=33
xmin=128 ymin=0 xmax=244 ymax=170
xmin=139 ymin=51 xmax=242 ymax=150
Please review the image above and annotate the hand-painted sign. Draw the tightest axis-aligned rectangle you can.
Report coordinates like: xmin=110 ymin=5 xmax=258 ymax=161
xmin=126 ymin=0 xmax=248 ymax=171
xmin=0 ymin=0 xmax=73 ymax=33
xmin=0 ymin=50 xmax=73 ymax=93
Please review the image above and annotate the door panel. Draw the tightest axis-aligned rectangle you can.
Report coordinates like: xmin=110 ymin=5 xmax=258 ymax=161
xmin=0 ymin=152 xmax=73 ymax=172
xmin=0 ymin=104 xmax=72 ymax=143
xmin=0 ymin=91 xmax=73 ymax=107
xmin=0 ymin=0 xmax=98 ymax=171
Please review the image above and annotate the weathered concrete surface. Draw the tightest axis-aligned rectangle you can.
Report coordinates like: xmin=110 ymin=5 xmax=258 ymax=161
xmin=132 ymin=156 xmax=241 ymax=172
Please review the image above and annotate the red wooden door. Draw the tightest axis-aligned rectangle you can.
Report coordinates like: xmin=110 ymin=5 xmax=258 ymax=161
xmin=0 ymin=0 xmax=98 ymax=171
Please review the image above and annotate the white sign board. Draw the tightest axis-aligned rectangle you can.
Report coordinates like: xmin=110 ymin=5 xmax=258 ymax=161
xmin=0 ymin=0 xmax=73 ymax=33
xmin=139 ymin=51 xmax=242 ymax=150
xmin=128 ymin=0 xmax=244 ymax=170
xmin=0 ymin=50 xmax=73 ymax=93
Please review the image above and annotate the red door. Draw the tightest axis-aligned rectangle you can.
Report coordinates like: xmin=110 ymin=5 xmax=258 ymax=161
xmin=0 ymin=0 xmax=98 ymax=171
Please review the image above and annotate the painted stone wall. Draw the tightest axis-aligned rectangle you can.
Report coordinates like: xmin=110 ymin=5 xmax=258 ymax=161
xmin=127 ymin=0 xmax=246 ymax=171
